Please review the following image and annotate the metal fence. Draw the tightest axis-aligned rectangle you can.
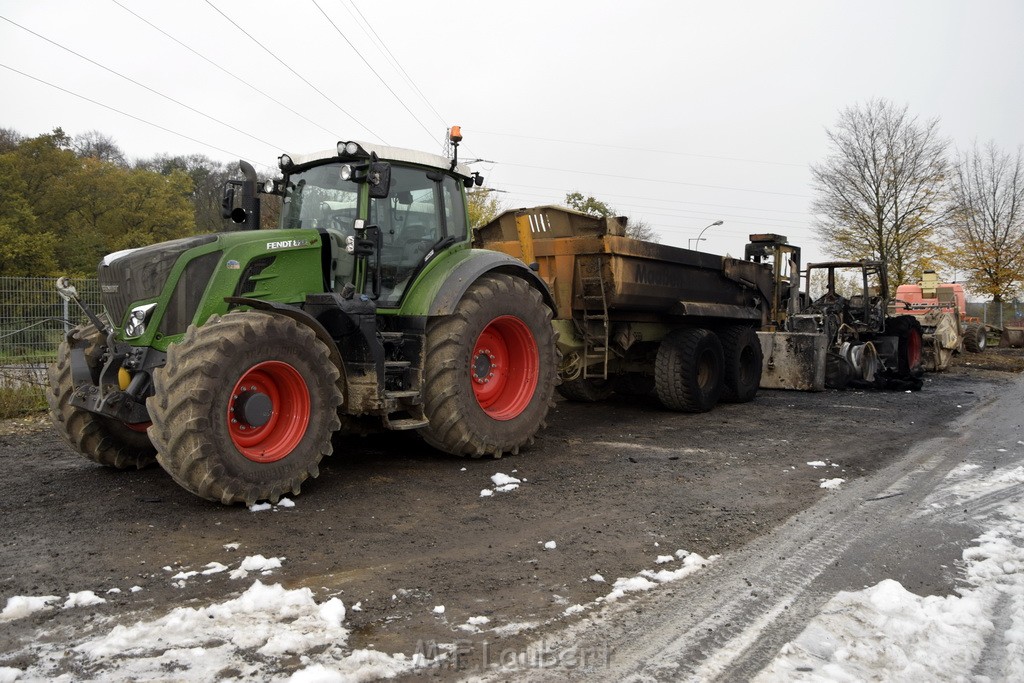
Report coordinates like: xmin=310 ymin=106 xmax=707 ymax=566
xmin=965 ymin=301 xmax=1024 ymax=329
xmin=0 ymin=277 xmax=102 ymax=393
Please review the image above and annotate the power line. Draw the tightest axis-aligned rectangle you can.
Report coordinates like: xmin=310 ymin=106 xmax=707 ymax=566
xmin=500 ymin=182 xmax=815 ymax=217
xmin=0 ymin=62 xmax=269 ymax=169
xmin=499 ymin=161 xmax=813 ymax=198
xmin=0 ymin=14 xmax=285 ymax=151
xmin=469 ymin=129 xmax=809 ymax=169
xmin=203 ymin=0 xmax=386 ymax=143
xmin=111 ymin=0 xmax=344 ymax=143
xmin=342 ymin=0 xmax=448 ymax=128
xmin=310 ymin=0 xmax=436 ymax=145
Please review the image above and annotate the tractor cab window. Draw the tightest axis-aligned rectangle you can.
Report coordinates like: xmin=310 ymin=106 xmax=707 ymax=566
xmin=280 ymin=163 xmax=360 ymax=233
xmin=369 ymin=166 xmax=444 ymax=305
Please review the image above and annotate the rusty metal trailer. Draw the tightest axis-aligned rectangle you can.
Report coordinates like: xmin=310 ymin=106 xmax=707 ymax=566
xmin=474 ymin=206 xmax=776 ymax=411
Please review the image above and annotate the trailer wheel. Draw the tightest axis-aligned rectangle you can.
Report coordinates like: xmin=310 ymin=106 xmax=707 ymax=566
xmin=654 ymin=328 xmax=724 ymax=412
xmin=964 ymin=323 xmax=987 ymax=353
xmin=421 ymin=273 xmax=557 ymax=457
xmin=718 ymin=325 xmax=763 ymax=403
xmin=46 ymin=321 xmax=156 ymax=469
xmin=148 ymin=312 xmax=342 ymax=505
xmin=557 ymin=377 xmax=614 ymax=402
xmin=887 ymin=315 xmax=924 ymax=377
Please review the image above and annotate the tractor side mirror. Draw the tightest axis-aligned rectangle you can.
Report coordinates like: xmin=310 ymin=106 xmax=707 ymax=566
xmin=367 ymin=162 xmax=391 ymax=199
xmin=220 ymin=183 xmax=237 ymax=219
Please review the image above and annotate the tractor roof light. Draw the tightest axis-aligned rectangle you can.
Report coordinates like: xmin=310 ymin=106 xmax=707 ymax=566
xmin=338 ymin=141 xmax=365 ymax=158
xmin=278 ymin=154 xmax=293 ymax=171
xmin=340 ymin=164 xmax=353 ymax=181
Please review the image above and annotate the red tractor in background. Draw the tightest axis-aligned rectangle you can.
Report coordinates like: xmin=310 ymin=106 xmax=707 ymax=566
xmin=893 ymin=271 xmax=987 ymax=371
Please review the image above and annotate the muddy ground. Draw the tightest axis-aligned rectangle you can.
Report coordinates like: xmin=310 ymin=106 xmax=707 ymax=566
xmin=1 ymin=348 xmax=1023 ymax=678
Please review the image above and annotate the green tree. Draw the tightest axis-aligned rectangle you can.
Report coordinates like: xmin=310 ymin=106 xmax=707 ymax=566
xmin=564 ymin=191 xmax=658 ymax=241
xmin=467 ymin=189 xmax=506 ymax=229
xmin=0 ymin=155 xmax=58 ymax=276
xmin=811 ymin=99 xmax=951 ymax=287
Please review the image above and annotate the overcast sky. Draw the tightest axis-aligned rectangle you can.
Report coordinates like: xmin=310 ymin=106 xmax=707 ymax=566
xmin=2 ymin=0 xmax=1022 ymax=262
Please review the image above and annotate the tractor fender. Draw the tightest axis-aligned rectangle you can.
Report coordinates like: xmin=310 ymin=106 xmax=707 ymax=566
xmin=427 ymin=252 xmax=557 ymax=317
xmin=224 ymin=297 xmax=345 ymax=373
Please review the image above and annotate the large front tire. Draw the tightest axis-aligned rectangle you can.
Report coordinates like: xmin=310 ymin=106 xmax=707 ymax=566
xmin=46 ymin=320 xmax=156 ymax=469
xmin=420 ymin=274 xmax=557 ymax=458
xmin=655 ymin=328 xmax=724 ymax=412
xmin=148 ymin=312 xmax=342 ymax=505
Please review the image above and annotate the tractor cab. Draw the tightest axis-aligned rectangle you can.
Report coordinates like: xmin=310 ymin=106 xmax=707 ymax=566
xmin=240 ymin=137 xmax=479 ymax=308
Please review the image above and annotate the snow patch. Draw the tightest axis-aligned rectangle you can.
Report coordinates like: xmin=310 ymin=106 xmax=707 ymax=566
xmin=819 ymin=478 xmax=846 ymax=490
xmin=543 ymin=541 xmax=557 ymax=550
xmin=230 ymin=554 xmax=284 ymax=580
xmin=1 ymin=595 xmax=59 ymax=622
xmin=63 ymin=591 xmax=106 ymax=609
xmin=590 ymin=574 xmax=606 ymax=583
xmin=806 ymin=461 xmax=827 ymax=467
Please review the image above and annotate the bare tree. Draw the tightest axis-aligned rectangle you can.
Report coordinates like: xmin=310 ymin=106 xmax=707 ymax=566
xmin=946 ymin=142 xmax=1024 ymax=302
xmin=811 ymin=99 xmax=951 ymax=287
xmin=73 ymin=130 xmax=127 ymax=166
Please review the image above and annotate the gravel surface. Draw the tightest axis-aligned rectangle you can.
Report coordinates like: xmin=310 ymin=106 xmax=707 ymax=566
xmin=1 ymin=350 xmax=1021 ymax=679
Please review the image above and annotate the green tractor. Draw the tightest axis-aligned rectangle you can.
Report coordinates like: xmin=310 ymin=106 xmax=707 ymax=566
xmin=48 ymin=131 xmax=558 ymax=505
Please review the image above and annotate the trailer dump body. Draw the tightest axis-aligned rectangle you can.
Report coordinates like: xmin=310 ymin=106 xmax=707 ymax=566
xmin=475 ymin=206 xmax=773 ymax=324
xmin=475 ymin=206 xmax=774 ymax=412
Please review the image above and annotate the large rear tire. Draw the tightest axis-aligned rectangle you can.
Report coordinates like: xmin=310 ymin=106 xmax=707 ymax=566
xmin=46 ymin=320 xmax=156 ymax=469
xmin=964 ymin=323 xmax=987 ymax=353
xmin=148 ymin=312 xmax=342 ymax=505
xmin=718 ymin=325 xmax=763 ymax=403
xmin=654 ymin=328 xmax=724 ymax=412
xmin=420 ymin=274 xmax=557 ymax=458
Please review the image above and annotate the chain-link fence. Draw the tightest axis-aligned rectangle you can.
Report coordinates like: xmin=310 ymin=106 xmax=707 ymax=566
xmin=0 ymin=277 xmax=102 ymax=399
xmin=964 ymin=301 xmax=1024 ymax=329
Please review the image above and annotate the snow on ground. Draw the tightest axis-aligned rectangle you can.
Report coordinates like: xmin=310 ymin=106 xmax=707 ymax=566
xmin=1 ymin=595 xmax=59 ymax=622
xmin=2 ymin=581 xmax=436 ymax=681
xmin=756 ymin=463 xmax=1024 ymax=681
xmin=562 ymin=551 xmax=717 ymax=615
xmin=819 ymin=478 xmax=846 ymax=490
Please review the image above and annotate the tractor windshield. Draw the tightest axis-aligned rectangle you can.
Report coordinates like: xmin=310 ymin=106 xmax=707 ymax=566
xmin=280 ymin=164 xmax=360 ymax=232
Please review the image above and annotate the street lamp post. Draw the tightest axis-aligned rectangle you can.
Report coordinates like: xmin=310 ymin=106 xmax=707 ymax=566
xmin=689 ymin=220 xmax=723 ymax=252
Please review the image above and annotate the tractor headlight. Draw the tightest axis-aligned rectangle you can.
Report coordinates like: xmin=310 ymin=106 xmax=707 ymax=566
xmin=340 ymin=164 xmax=353 ymax=181
xmin=124 ymin=303 xmax=157 ymax=338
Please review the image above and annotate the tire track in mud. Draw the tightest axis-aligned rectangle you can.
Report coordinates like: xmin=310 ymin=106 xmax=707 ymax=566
xmin=479 ymin=376 xmax=1020 ymax=682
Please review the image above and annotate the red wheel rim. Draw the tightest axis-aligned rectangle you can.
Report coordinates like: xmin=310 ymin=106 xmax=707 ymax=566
xmin=907 ymin=329 xmax=922 ymax=368
xmin=124 ymin=421 xmax=152 ymax=433
xmin=470 ymin=315 xmax=540 ymax=420
xmin=228 ymin=361 xmax=310 ymax=463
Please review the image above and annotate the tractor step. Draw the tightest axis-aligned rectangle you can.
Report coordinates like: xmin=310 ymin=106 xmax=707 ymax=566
xmin=385 ymin=417 xmax=429 ymax=430
xmin=385 ymin=389 xmax=420 ymax=400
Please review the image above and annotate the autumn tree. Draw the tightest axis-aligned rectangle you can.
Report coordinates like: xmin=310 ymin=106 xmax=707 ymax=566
xmin=945 ymin=142 xmax=1024 ymax=301
xmin=564 ymin=191 xmax=659 ymax=242
xmin=466 ymin=189 xmax=506 ymax=229
xmin=811 ymin=99 xmax=951 ymax=287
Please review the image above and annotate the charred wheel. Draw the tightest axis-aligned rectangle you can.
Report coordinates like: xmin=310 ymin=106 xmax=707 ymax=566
xmin=887 ymin=315 xmax=925 ymax=378
xmin=148 ymin=312 xmax=342 ymax=505
xmin=718 ymin=324 xmax=763 ymax=403
xmin=655 ymin=327 xmax=724 ymax=412
xmin=421 ymin=273 xmax=557 ymax=457
xmin=47 ymin=320 xmax=156 ymax=469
